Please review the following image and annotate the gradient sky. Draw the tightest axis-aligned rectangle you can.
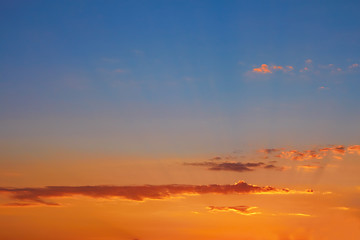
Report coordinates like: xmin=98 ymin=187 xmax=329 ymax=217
xmin=1 ymin=1 xmax=360 ymax=240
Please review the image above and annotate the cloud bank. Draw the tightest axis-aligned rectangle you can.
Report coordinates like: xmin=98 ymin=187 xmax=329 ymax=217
xmin=0 ymin=181 xmax=305 ymax=206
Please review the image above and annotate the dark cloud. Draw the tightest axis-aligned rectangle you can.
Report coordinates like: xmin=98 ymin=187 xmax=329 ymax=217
xmin=184 ymin=161 xmax=285 ymax=172
xmin=0 ymin=181 xmax=293 ymax=206
xmin=258 ymin=148 xmax=282 ymax=154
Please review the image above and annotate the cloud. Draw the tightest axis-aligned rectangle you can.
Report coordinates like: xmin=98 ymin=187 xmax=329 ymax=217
xmin=348 ymin=145 xmax=360 ymax=155
xmin=319 ymin=145 xmax=346 ymax=154
xmin=258 ymin=148 xmax=282 ymax=154
xmin=207 ymin=206 xmax=261 ymax=215
xmin=296 ymin=165 xmax=321 ymax=172
xmin=270 ymin=145 xmax=349 ymax=161
xmin=0 ymin=181 xmax=300 ymax=206
xmin=305 ymin=59 xmax=312 ymax=64
xmin=287 ymin=213 xmax=311 ymax=217
xmin=253 ymin=64 xmax=272 ymax=73
xmin=272 ymin=66 xmax=283 ymax=70
xmin=1 ymin=202 xmax=45 ymax=207
xmin=252 ymin=64 xmax=293 ymax=74
xmin=184 ymin=161 xmax=285 ymax=172
xmin=276 ymin=150 xmax=322 ymax=161
xmin=349 ymin=63 xmax=359 ymax=69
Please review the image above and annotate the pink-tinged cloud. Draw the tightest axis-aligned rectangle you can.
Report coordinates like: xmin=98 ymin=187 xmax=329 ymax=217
xmin=0 ymin=181 xmax=300 ymax=206
xmin=305 ymin=59 xmax=312 ymax=64
xmin=253 ymin=64 xmax=272 ymax=73
xmin=349 ymin=63 xmax=359 ymax=69
xmin=207 ymin=205 xmax=261 ymax=215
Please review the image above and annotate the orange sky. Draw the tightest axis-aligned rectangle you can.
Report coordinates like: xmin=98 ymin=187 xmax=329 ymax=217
xmin=1 ymin=1 xmax=360 ymax=239
xmin=1 ymin=144 xmax=360 ymax=240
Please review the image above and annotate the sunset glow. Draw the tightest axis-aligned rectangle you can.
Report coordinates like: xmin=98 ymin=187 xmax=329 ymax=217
xmin=1 ymin=1 xmax=360 ymax=240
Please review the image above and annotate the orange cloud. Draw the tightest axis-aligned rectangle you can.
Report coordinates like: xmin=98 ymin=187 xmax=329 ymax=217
xmin=0 ymin=181 xmax=296 ymax=206
xmin=272 ymin=66 xmax=283 ymax=70
xmin=319 ymin=145 xmax=345 ymax=154
xmin=348 ymin=145 xmax=360 ymax=154
xmin=269 ymin=145 xmax=352 ymax=161
xmin=207 ymin=206 xmax=261 ymax=215
xmin=253 ymin=64 xmax=272 ymax=73
xmin=276 ymin=150 xmax=322 ymax=161
xmin=296 ymin=165 xmax=321 ymax=172
xmin=252 ymin=64 xmax=293 ymax=74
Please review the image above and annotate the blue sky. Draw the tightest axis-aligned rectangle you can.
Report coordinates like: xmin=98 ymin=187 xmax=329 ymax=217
xmin=1 ymin=0 xmax=360 ymax=157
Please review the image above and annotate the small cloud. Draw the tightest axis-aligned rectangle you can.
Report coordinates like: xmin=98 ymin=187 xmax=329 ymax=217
xmin=333 ymin=206 xmax=350 ymax=211
xmin=305 ymin=59 xmax=312 ymax=64
xmin=253 ymin=64 xmax=272 ymax=74
xmin=272 ymin=66 xmax=283 ymax=70
xmin=287 ymin=213 xmax=311 ymax=217
xmin=285 ymin=66 xmax=294 ymax=72
xmin=318 ymin=86 xmax=329 ymax=90
xmin=319 ymin=145 xmax=346 ymax=154
xmin=348 ymin=63 xmax=359 ymax=69
xmin=184 ymin=161 xmax=264 ymax=172
xmin=276 ymin=149 xmax=322 ymax=161
xmin=296 ymin=165 xmax=321 ymax=172
xmin=251 ymin=64 xmax=292 ymax=74
xmin=207 ymin=206 xmax=261 ymax=216
xmin=348 ymin=145 xmax=360 ymax=155
xmin=258 ymin=148 xmax=282 ymax=154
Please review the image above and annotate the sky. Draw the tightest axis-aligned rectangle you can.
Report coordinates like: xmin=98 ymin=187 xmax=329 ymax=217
xmin=1 ymin=1 xmax=360 ymax=239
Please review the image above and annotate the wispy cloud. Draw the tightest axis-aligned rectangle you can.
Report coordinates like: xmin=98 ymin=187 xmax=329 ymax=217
xmin=259 ymin=145 xmax=354 ymax=161
xmin=113 ymin=69 xmax=126 ymax=73
xmin=296 ymin=165 xmax=321 ymax=172
xmin=0 ymin=181 xmax=302 ymax=206
xmin=207 ymin=206 xmax=261 ymax=215
xmin=348 ymin=63 xmax=359 ymax=69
